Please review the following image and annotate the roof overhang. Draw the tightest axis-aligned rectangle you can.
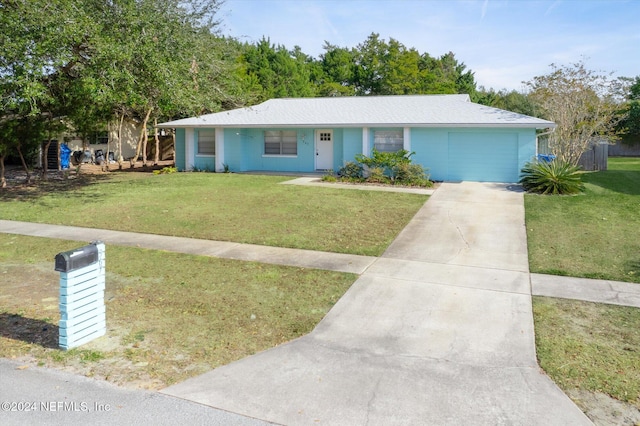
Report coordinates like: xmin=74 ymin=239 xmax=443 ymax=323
xmin=157 ymin=122 xmax=556 ymax=130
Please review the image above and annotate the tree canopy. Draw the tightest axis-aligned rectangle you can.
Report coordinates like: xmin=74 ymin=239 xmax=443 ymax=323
xmin=2 ymin=1 xmax=634 ymax=184
xmin=524 ymin=61 xmax=623 ymax=165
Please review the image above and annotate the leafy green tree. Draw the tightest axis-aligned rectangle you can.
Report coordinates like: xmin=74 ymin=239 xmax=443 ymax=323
xmin=318 ymin=43 xmax=356 ymax=96
xmin=240 ymin=38 xmax=317 ymax=101
xmin=476 ymin=88 xmax=541 ymax=117
xmin=617 ymin=76 xmax=640 ymax=139
xmin=525 ymin=61 xmax=622 ymax=165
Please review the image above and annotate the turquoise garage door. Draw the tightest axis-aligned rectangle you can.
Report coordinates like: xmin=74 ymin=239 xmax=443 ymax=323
xmin=447 ymin=132 xmax=519 ymax=182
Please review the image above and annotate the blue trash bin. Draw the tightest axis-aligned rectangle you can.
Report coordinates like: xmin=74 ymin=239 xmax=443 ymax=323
xmin=60 ymin=144 xmax=72 ymax=169
xmin=537 ymin=154 xmax=556 ymax=163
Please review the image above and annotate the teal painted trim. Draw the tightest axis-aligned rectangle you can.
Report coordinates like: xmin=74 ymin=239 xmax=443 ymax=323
xmin=175 ymin=128 xmax=186 ymax=171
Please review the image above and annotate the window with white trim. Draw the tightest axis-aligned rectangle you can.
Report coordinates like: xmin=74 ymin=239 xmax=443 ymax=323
xmin=197 ymin=130 xmax=215 ymax=155
xmin=374 ymin=130 xmax=403 ymax=152
xmin=264 ymin=130 xmax=297 ymax=155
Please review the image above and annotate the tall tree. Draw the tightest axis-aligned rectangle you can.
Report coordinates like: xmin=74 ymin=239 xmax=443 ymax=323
xmin=617 ymin=76 xmax=640 ymax=139
xmin=241 ymin=38 xmax=317 ymax=101
xmin=318 ymin=42 xmax=355 ymax=96
xmin=525 ymin=61 xmax=622 ymax=165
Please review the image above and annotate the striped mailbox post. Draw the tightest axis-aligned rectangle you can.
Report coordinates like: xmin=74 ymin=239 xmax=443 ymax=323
xmin=55 ymin=241 xmax=106 ymax=350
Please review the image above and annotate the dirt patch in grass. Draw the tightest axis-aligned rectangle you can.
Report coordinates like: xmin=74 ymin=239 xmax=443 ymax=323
xmin=533 ymin=296 xmax=640 ymax=424
xmin=566 ymin=389 xmax=640 ymax=426
xmin=0 ymin=235 xmax=356 ymax=389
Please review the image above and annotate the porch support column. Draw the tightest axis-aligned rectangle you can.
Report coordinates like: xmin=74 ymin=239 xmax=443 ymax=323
xmin=215 ymin=128 xmax=225 ymax=172
xmin=362 ymin=127 xmax=370 ymax=157
xmin=404 ymin=127 xmax=411 ymax=152
xmin=185 ymin=128 xmax=195 ymax=171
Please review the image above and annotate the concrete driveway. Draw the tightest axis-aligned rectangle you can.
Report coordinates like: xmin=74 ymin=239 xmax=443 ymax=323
xmin=162 ymin=182 xmax=591 ymax=425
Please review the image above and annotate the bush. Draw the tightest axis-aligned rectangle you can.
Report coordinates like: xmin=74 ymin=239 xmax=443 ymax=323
xmin=153 ymin=166 xmax=178 ymax=175
xmin=355 ymin=148 xmax=413 ymax=180
xmin=321 ymin=169 xmax=337 ymax=182
xmin=394 ymin=162 xmax=432 ymax=187
xmin=519 ymin=160 xmax=584 ymax=195
xmin=337 ymin=162 xmax=364 ymax=179
xmin=366 ymin=167 xmax=389 ymax=184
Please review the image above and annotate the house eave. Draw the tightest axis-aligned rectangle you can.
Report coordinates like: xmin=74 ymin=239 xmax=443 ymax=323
xmin=157 ymin=122 xmax=556 ymax=130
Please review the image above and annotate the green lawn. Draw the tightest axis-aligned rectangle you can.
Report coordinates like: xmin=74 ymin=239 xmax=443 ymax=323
xmin=525 ymin=157 xmax=640 ymax=283
xmin=528 ymin=157 xmax=640 ymax=412
xmin=533 ymin=296 xmax=640 ymax=409
xmin=0 ymin=234 xmax=356 ymax=388
xmin=0 ymin=173 xmax=427 ymax=256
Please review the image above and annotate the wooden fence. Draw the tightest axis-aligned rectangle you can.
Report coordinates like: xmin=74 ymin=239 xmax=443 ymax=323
xmin=538 ymin=137 xmax=609 ymax=171
xmin=578 ymin=143 xmax=608 ymax=171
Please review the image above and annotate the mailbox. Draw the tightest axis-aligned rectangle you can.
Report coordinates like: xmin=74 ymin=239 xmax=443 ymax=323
xmin=54 ymin=244 xmax=99 ymax=273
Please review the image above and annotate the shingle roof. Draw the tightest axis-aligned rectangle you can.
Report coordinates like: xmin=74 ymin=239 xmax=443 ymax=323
xmin=158 ymin=95 xmax=555 ymax=129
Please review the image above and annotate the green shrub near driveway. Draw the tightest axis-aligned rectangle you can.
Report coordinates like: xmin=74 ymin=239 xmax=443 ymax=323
xmin=519 ymin=160 xmax=584 ymax=195
xmin=332 ymin=149 xmax=432 ymax=187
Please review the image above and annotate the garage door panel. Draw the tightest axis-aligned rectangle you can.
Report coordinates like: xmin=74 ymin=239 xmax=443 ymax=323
xmin=447 ymin=133 xmax=518 ymax=182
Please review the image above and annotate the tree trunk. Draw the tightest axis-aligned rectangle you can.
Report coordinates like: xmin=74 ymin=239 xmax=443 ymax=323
xmin=154 ymin=117 xmax=160 ymax=166
xmin=104 ymin=122 xmax=111 ymax=172
xmin=0 ymin=155 xmax=6 ymax=188
xmin=172 ymin=131 xmax=176 ymax=167
xmin=131 ymin=108 xmax=151 ymax=169
xmin=16 ymin=144 xmax=31 ymax=184
xmin=42 ymin=139 xmax=51 ymax=180
xmin=117 ymin=112 xmax=125 ymax=170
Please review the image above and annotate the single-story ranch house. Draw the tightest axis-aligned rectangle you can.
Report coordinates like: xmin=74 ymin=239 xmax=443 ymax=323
xmin=158 ymin=94 xmax=555 ymax=183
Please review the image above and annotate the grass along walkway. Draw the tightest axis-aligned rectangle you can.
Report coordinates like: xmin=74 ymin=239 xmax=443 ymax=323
xmin=527 ymin=157 xmax=640 ymax=420
xmin=533 ymin=297 xmax=640 ymax=411
xmin=525 ymin=157 xmax=640 ymax=283
xmin=0 ymin=234 xmax=356 ymax=389
xmin=0 ymin=173 xmax=427 ymax=257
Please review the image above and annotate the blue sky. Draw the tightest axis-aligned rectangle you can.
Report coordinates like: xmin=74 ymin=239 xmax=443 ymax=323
xmin=217 ymin=0 xmax=639 ymax=92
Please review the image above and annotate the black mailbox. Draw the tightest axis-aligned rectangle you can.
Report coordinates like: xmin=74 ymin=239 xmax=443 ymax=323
xmin=55 ymin=244 xmax=99 ymax=272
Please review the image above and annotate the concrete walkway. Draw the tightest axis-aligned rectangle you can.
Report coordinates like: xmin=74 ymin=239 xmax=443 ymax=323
xmin=159 ymin=182 xmax=591 ymax=425
xmin=2 ymin=181 xmax=638 ymax=424
xmin=0 ymin=220 xmax=375 ymax=275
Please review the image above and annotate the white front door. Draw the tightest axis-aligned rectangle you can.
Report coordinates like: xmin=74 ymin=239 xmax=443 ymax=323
xmin=316 ymin=130 xmax=333 ymax=170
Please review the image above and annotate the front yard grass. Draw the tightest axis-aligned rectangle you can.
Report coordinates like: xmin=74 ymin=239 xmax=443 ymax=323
xmin=525 ymin=157 xmax=640 ymax=283
xmin=0 ymin=173 xmax=428 ymax=257
xmin=0 ymin=234 xmax=356 ymax=388
xmin=527 ymin=157 xmax=640 ymax=417
xmin=533 ymin=297 xmax=640 ymax=410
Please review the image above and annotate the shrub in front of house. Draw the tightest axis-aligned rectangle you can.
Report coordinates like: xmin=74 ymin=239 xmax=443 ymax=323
xmin=337 ymin=162 xmax=364 ymax=181
xmin=330 ymin=150 xmax=432 ymax=187
xmin=519 ymin=160 xmax=584 ymax=195
xmin=394 ymin=162 xmax=432 ymax=187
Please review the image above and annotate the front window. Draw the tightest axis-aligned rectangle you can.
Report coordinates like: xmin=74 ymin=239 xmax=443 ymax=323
xmin=197 ymin=130 xmax=215 ymax=155
xmin=90 ymin=131 xmax=109 ymax=145
xmin=374 ymin=130 xmax=403 ymax=152
xmin=264 ymin=130 xmax=297 ymax=156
